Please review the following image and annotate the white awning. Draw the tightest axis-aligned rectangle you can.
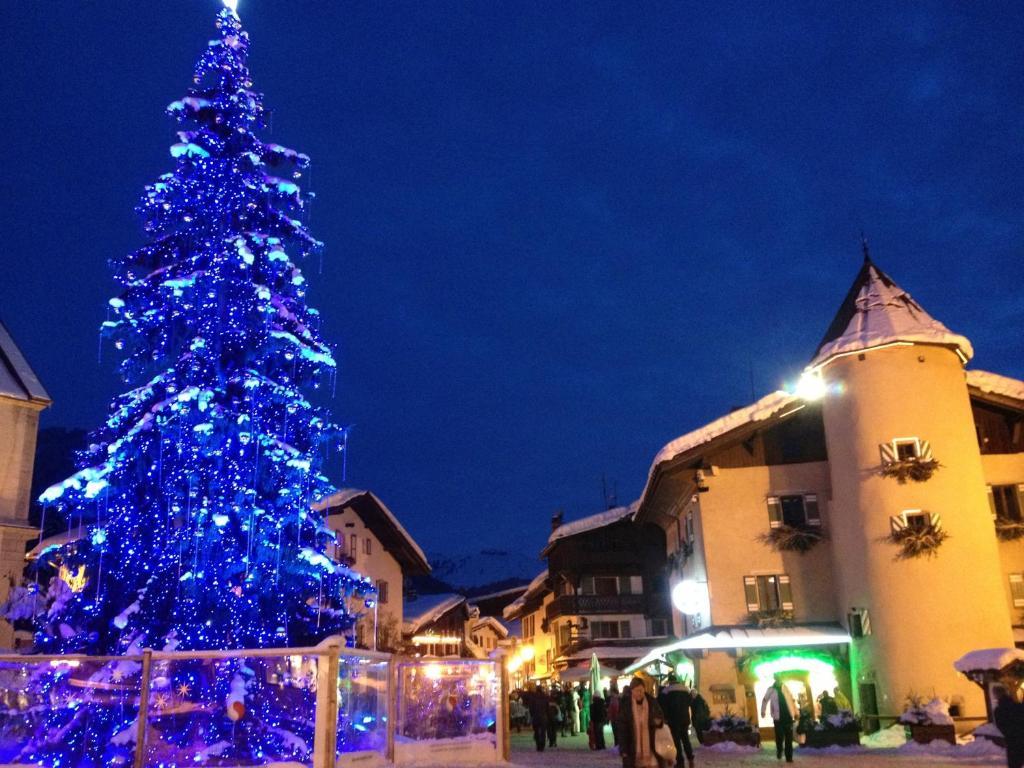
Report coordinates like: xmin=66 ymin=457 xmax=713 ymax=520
xmin=625 ymin=625 xmax=851 ymax=674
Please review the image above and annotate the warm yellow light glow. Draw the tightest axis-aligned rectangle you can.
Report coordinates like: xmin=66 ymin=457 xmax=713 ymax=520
xmin=424 ymin=663 xmax=443 ymax=680
xmin=519 ymin=645 xmax=535 ymax=661
xmin=59 ymin=565 xmax=89 ymax=594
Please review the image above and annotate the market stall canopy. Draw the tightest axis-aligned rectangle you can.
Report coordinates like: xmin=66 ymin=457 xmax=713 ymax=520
xmin=626 ymin=624 xmax=851 ymax=674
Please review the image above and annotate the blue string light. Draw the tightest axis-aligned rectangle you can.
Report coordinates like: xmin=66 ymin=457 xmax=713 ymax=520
xmin=8 ymin=8 xmax=373 ymax=764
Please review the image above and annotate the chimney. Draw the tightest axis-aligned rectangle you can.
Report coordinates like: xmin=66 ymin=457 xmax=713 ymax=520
xmin=551 ymin=510 xmax=564 ymax=532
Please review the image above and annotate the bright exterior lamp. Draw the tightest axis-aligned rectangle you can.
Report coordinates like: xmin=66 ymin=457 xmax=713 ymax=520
xmin=519 ymin=645 xmax=535 ymax=661
xmin=795 ymin=369 xmax=827 ymax=401
xmin=671 ymin=580 xmax=705 ymax=615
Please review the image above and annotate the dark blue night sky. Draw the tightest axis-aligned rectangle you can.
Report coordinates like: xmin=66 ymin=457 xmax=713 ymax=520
xmin=1 ymin=1 xmax=1021 ymax=561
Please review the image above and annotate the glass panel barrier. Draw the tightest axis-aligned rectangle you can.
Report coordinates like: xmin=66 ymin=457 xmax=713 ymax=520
xmin=336 ymin=654 xmax=388 ymax=764
xmin=0 ymin=655 xmax=144 ymax=766
xmin=395 ymin=660 xmax=500 ymax=765
xmin=140 ymin=653 xmax=318 ymax=767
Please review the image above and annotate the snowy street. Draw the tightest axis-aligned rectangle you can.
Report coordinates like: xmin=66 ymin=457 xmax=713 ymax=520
xmin=506 ymin=730 xmax=1005 ymax=767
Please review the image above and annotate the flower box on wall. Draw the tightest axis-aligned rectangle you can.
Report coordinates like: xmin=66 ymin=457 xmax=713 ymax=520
xmin=703 ymin=730 xmax=761 ymax=748
xmin=906 ymin=723 xmax=955 ymax=745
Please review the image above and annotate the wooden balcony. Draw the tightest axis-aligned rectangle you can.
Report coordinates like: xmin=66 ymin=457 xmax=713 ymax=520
xmin=545 ymin=593 xmax=648 ymax=620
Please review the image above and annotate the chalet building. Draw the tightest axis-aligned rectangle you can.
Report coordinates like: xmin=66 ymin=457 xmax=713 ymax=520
xmin=400 ymin=591 xmax=512 ymax=659
xmin=0 ymin=320 xmax=50 ymax=649
xmin=505 ymin=503 xmax=671 ymax=684
xmin=629 ymin=254 xmax=1023 ymax=729
xmin=314 ymin=489 xmax=431 ymax=652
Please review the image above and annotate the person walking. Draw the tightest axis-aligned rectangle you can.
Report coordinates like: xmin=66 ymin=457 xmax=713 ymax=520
xmin=608 ymin=681 xmax=622 ymax=746
xmin=690 ymin=689 xmax=710 ymax=745
xmin=617 ymin=676 xmax=667 ymax=768
xmin=661 ymin=674 xmax=695 ymax=767
xmin=590 ymin=692 xmax=608 ymax=750
xmin=547 ymin=688 xmax=561 ymax=747
xmin=570 ymin=684 xmax=582 ymax=735
xmin=995 ymin=685 xmax=1024 ymax=768
xmin=524 ymin=684 xmax=550 ymax=752
xmin=761 ymin=674 xmax=797 ymax=763
xmin=581 ymin=682 xmax=593 ymax=735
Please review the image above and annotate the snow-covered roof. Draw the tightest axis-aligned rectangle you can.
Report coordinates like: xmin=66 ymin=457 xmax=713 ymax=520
xmin=0 ymin=318 xmax=50 ymax=405
xmin=314 ymin=488 xmax=430 ymax=575
xmin=545 ymin=501 xmax=639 ymax=549
xmin=967 ymin=370 xmax=1024 ymax=405
xmin=470 ymin=615 xmax=509 ymax=638
xmin=954 ymin=648 xmax=1024 ymax=673
xmin=641 ymin=391 xmax=799 ymax=494
xmin=811 ymin=256 xmax=973 ymax=368
xmin=503 ymin=569 xmax=549 ymax=620
xmin=402 ymin=593 xmax=467 ymax=636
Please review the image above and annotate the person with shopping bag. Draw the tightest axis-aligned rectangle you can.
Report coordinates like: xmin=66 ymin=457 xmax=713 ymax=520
xmin=616 ymin=676 xmax=674 ymax=768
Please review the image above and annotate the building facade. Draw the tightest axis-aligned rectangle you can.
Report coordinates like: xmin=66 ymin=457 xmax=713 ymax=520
xmin=0 ymin=321 xmax=50 ymax=649
xmin=633 ymin=255 xmax=1023 ymax=728
xmin=505 ymin=505 xmax=672 ymax=685
xmin=314 ymin=489 xmax=431 ymax=652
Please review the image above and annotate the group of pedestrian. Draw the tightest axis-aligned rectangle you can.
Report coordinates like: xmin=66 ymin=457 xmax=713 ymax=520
xmin=519 ymin=681 xmax=610 ymax=753
xmin=516 ymin=674 xmax=713 ymax=768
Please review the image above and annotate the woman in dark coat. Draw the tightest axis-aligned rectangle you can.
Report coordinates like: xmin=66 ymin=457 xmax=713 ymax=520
xmin=616 ymin=677 xmax=667 ymax=768
xmin=995 ymin=685 xmax=1024 ymax=768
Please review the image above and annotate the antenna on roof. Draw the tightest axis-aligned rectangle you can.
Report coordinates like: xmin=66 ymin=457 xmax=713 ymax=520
xmin=861 ymin=231 xmax=873 ymax=264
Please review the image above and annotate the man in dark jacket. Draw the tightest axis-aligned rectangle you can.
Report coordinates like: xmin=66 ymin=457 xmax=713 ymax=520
xmin=524 ymin=685 xmax=550 ymax=752
xmin=591 ymin=694 xmax=608 ymax=750
xmin=690 ymin=690 xmax=711 ymax=745
xmin=995 ymin=685 xmax=1024 ymax=768
xmin=661 ymin=675 xmax=695 ymax=767
xmin=617 ymin=676 xmax=667 ymax=768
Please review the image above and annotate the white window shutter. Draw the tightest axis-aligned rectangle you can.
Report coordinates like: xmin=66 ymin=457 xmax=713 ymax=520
xmin=743 ymin=576 xmax=760 ymax=612
xmin=1011 ymin=574 xmax=1024 ymax=607
xmin=631 ymin=575 xmax=643 ymax=594
xmin=890 ymin=515 xmax=905 ymax=533
xmin=879 ymin=443 xmax=896 ymax=463
xmin=767 ymin=497 xmax=782 ymax=529
xmin=804 ymin=494 xmax=821 ymax=526
xmin=778 ymin=575 xmax=794 ymax=611
xmin=988 ymin=486 xmax=998 ymax=519
xmin=919 ymin=440 xmax=932 ymax=460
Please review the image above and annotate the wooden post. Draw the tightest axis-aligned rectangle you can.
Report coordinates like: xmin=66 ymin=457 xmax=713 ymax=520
xmin=313 ymin=643 xmax=341 ymax=768
xmin=132 ymin=649 xmax=153 ymax=768
xmin=499 ymin=655 xmax=511 ymax=762
xmin=386 ymin=656 xmax=398 ymax=764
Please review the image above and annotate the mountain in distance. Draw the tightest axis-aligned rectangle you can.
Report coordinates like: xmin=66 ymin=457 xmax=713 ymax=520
xmin=413 ymin=547 xmax=539 ymax=596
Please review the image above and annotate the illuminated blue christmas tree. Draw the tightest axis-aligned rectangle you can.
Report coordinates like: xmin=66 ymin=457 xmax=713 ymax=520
xmin=3 ymin=5 xmax=371 ymax=765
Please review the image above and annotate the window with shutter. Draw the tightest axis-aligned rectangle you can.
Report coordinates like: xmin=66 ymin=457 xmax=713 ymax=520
xmin=580 ymin=576 xmax=595 ymax=595
xmin=993 ymin=485 xmax=1024 ymax=522
xmin=618 ymin=576 xmax=632 ymax=595
xmin=1010 ymin=574 xmax=1024 ymax=608
xmin=631 ymin=575 xmax=644 ymax=594
xmin=893 ymin=438 xmax=922 ymax=460
xmin=778 ymin=575 xmax=794 ymax=610
xmin=805 ymin=495 xmax=821 ymax=526
xmin=989 ymin=486 xmax=998 ymax=518
xmin=767 ymin=497 xmax=782 ymax=529
xmin=743 ymin=576 xmax=760 ymax=612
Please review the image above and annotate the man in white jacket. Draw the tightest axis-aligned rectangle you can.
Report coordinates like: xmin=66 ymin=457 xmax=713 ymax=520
xmin=760 ymin=674 xmax=797 ymax=762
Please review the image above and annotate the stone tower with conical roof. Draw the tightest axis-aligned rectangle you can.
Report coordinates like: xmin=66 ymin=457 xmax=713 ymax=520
xmin=816 ymin=252 xmax=1012 ymax=719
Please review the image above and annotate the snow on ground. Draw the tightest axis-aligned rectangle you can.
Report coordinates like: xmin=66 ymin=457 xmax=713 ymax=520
xmin=500 ymin=729 xmax=1005 ymax=767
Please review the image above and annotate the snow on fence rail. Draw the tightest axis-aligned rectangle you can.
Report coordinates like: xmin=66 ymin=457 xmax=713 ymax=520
xmin=0 ymin=646 xmax=506 ymax=768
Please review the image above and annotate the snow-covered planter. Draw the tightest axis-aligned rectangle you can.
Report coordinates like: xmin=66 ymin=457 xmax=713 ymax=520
xmin=759 ymin=524 xmax=823 ymax=553
xmin=705 ymin=710 xmax=761 ymax=747
xmin=899 ymin=697 xmax=955 ymax=745
xmin=888 ymin=516 xmax=948 ymax=559
xmin=804 ymin=710 xmax=861 ymax=748
xmin=879 ymin=457 xmax=940 ymax=483
xmin=995 ymin=520 xmax=1024 ymax=542
xmin=748 ymin=608 xmax=794 ymax=628
xmin=972 ymin=721 xmax=1005 ymax=748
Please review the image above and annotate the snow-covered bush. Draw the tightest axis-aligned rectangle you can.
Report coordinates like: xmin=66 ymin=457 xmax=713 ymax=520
xmin=880 ymin=457 xmax=940 ymax=483
xmin=758 ymin=524 xmax=823 ymax=553
xmin=708 ymin=708 xmax=753 ymax=733
xmin=814 ymin=709 xmax=861 ymax=732
xmin=898 ymin=695 xmax=954 ymax=726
